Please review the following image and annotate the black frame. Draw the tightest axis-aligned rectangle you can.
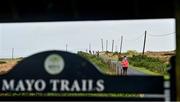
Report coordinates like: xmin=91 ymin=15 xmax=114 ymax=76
xmin=0 ymin=0 xmax=176 ymax=101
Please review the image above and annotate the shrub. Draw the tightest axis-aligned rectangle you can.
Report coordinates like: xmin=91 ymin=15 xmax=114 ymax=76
xmin=0 ymin=61 xmax=6 ymax=64
xmin=77 ymin=51 xmax=109 ymax=72
xmin=113 ymin=52 xmax=119 ymax=55
xmin=129 ymin=55 xmax=168 ymax=74
xmin=126 ymin=50 xmax=138 ymax=56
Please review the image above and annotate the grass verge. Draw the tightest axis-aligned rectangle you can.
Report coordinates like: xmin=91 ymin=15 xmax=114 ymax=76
xmin=129 ymin=65 xmax=170 ymax=80
xmin=77 ymin=51 xmax=116 ymax=75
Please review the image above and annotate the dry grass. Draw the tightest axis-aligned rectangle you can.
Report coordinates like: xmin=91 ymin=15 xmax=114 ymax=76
xmin=99 ymin=52 xmax=119 ymax=61
xmin=0 ymin=59 xmax=19 ymax=75
xmin=145 ymin=51 xmax=175 ymax=63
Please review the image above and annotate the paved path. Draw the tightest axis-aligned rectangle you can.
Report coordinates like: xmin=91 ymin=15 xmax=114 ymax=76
xmin=127 ymin=66 xmax=146 ymax=75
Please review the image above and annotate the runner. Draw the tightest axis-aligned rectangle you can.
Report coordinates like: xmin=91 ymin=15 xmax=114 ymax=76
xmin=121 ymin=56 xmax=129 ymax=76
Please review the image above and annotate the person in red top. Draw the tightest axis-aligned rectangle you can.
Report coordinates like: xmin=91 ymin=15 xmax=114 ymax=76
xmin=121 ymin=56 xmax=129 ymax=75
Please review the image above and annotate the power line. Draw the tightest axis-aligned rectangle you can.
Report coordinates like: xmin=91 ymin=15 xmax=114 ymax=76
xmin=148 ymin=32 xmax=175 ymax=37
xmin=125 ymin=33 xmax=144 ymax=41
xmin=124 ymin=32 xmax=175 ymax=41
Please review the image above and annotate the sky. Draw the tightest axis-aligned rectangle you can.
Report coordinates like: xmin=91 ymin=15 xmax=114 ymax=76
xmin=0 ymin=19 xmax=176 ymax=58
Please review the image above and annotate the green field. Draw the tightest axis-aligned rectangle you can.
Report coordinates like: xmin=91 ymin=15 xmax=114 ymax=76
xmin=128 ymin=55 xmax=169 ymax=74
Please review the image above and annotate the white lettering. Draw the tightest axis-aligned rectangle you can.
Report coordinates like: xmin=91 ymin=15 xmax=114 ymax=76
xmin=2 ymin=80 xmax=14 ymax=91
xmin=50 ymin=79 xmax=59 ymax=91
xmin=34 ymin=79 xmax=46 ymax=91
xmin=60 ymin=80 xmax=69 ymax=91
xmin=71 ymin=80 xmax=80 ymax=91
xmin=96 ymin=80 xmax=104 ymax=92
xmin=25 ymin=79 xmax=35 ymax=91
xmin=88 ymin=80 xmax=93 ymax=91
xmin=1 ymin=79 xmax=105 ymax=92
xmin=15 ymin=80 xmax=25 ymax=91
xmin=82 ymin=80 xmax=87 ymax=91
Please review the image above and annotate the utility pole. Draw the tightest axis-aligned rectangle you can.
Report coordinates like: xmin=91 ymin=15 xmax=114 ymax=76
xmin=12 ymin=48 xmax=14 ymax=60
xmin=115 ymin=45 xmax=117 ymax=52
xmin=106 ymin=40 xmax=108 ymax=51
xmin=120 ymin=36 xmax=123 ymax=54
xmin=89 ymin=43 xmax=92 ymax=54
xmin=89 ymin=43 xmax=91 ymax=51
xmin=142 ymin=30 xmax=147 ymax=55
xmin=112 ymin=40 xmax=114 ymax=52
xmin=66 ymin=44 xmax=68 ymax=52
xmin=101 ymin=39 xmax=104 ymax=51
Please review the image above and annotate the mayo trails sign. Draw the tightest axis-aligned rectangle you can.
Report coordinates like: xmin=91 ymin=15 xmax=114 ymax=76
xmin=0 ymin=51 xmax=163 ymax=94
